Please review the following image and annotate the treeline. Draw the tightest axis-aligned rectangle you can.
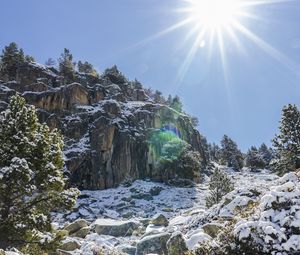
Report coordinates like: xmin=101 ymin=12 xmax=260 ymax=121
xmin=203 ymin=103 xmax=300 ymax=175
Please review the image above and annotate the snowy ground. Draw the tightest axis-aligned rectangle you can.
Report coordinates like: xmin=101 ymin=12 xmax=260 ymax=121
xmin=52 ymin=167 xmax=284 ymax=254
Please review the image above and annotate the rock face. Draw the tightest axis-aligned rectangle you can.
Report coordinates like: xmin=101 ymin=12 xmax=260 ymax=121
xmin=0 ymin=61 xmax=207 ymax=190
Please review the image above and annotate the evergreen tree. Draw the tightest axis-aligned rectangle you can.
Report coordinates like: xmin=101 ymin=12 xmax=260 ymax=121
xmin=208 ymin=143 xmax=221 ymax=162
xmin=245 ymin=146 xmax=265 ymax=171
xmin=153 ymin=90 xmax=166 ymax=104
xmin=220 ymin=135 xmax=244 ymax=171
xmin=170 ymin=95 xmax=183 ymax=112
xmin=58 ymin=48 xmax=76 ymax=83
xmin=0 ymin=42 xmax=25 ymax=80
xmin=272 ymin=104 xmax=300 ymax=174
xmin=45 ymin=58 xmax=56 ymax=66
xmin=0 ymin=95 xmax=79 ymax=251
xmin=258 ymin=143 xmax=273 ymax=168
xmin=159 ymin=139 xmax=202 ymax=181
xmin=77 ymin=60 xmax=98 ymax=77
xmin=206 ymin=167 xmax=234 ymax=208
xmin=103 ymin=65 xmax=127 ymax=84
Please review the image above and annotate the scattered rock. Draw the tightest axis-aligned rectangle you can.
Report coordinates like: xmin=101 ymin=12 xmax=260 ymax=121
xmin=70 ymin=226 xmax=90 ymax=238
xmin=202 ymin=222 xmax=223 ymax=238
xmin=149 ymin=186 xmax=163 ymax=196
xmin=64 ymin=219 xmax=89 ymax=234
xmin=60 ymin=239 xmax=81 ymax=251
xmin=136 ymin=233 xmax=170 ymax=255
xmin=118 ymin=245 xmax=136 ymax=255
xmin=150 ymin=214 xmax=169 ymax=226
xmin=167 ymin=232 xmax=189 ymax=255
xmin=131 ymin=192 xmax=153 ymax=201
xmin=92 ymin=218 xmax=139 ymax=237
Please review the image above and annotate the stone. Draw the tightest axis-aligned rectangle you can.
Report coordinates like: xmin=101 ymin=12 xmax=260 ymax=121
xmin=136 ymin=233 xmax=170 ymax=255
xmin=70 ymin=226 xmax=90 ymax=238
xmin=167 ymin=232 xmax=189 ymax=255
xmin=131 ymin=192 xmax=153 ymax=201
xmin=150 ymin=214 xmax=169 ymax=226
xmin=202 ymin=222 xmax=223 ymax=238
xmin=60 ymin=239 xmax=81 ymax=251
xmin=0 ymin=250 xmax=4 ymax=255
xmin=64 ymin=219 xmax=89 ymax=234
xmin=118 ymin=245 xmax=136 ymax=255
xmin=149 ymin=186 xmax=163 ymax=196
xmin=92 ymin=219 xmax=139 ymax=237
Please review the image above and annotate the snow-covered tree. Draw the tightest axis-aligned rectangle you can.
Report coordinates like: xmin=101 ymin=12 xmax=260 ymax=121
xmin=258 ymin=143 xmax=273 ymax=168
xmin=220 ymin=135 xmax=244 ymax=171
xmin=206 ymin=167 xmax=234 ymax=208
xmin=77 ymin=60 xmax=99 ymax=77
xmin=245 ymin=146 xmax=265 ymax=171
xmin=103 ymin=65 xmax=127 ymax=84
xmin=0 ymin=95 xmax=79 ymax=251
xmin=45 ymin=58 xmax=56 ymax=66
xmin=272 ymin=104 xmax=300 ymax=175
xmin=208 ymin=142 xmax=221 ymax=162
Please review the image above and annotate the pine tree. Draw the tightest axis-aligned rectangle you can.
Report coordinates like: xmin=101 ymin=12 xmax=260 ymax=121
xmin=220 ymin=135 xmax=244 ymax=171
xmin=103 ymin=65 xmax=127 ymax=84
xmin=272 ymin=104 xmax=300 ymax=174
xmin=258 ymin=143 xmax=273 ymax=168
xmin=77 ymin=60 xmax=98 ymax=77
xmin=245 ymin=146 xmax=265 ymax=171
xmin=58 ymin=48 xmax=76 ymax=83
xmin=0 ymin=42 xmax=25 ymax=80
xmin=0 ymin=95 xmax=79 ymax=250
xmin=170 ymin=95 xmax=183 ymax=112
xmin=208 ymin=143 xmax=221 ymax=162
xmin=206 ymin=167 xmax=234 ymax=208
xmin=45 ymin=58 xmax=56 ymax=66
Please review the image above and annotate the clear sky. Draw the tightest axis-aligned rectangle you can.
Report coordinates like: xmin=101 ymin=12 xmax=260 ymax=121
xmin=1 ymin=0 xmax=300 ymax=151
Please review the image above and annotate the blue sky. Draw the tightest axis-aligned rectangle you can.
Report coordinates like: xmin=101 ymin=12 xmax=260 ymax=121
xmin=1 ymin=0 xmax=300 ymax=151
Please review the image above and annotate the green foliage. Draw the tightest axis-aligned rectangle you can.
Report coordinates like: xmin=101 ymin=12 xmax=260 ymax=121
xmin=159 ymin=138 xmax=202 ymax=181
xmin=220 ymin=135 xmax=244 ymax=171
xmin=58 ymin=48 xmax=76 ymax=83
xmin=0 ymin=95 xmax=79 ymax=250
xmin=206 ymin=167 xmax=234 ymax=208
xmin=272 ymin=104 xmax=300 ymax=174
xmin=78 ymin=60 xmax=99 ymax=77
xmin=103 ymin=65 xmax=127 ymax=84
xmin=170 ymin=95 xmax=183 ymax=112
xmin=0 ymin=42 xmax=34 ymax=80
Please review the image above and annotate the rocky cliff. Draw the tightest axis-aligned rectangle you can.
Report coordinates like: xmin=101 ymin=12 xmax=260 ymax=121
xmin=0 ymin=61 xmax=206 ymax=190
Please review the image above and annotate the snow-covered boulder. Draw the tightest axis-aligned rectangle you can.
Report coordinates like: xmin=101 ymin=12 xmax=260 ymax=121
xmin=136 ymin=233 xmax=170 ymax=255
xmin=92 ymin=218 xmax=140 ymax=237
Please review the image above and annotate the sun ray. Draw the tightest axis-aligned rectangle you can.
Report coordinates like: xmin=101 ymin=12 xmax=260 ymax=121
xmin=233 ymin=22 xmax=300 ymax=76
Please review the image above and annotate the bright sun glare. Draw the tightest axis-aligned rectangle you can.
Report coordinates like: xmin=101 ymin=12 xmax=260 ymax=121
xmin=188 ymin=0 xmax=241 ymax=30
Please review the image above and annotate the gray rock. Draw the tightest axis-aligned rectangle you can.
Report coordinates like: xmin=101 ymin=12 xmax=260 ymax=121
xmin=136 ymin=233 xmax=170 ymax=255
xmin=70 ymin=226 xmax=90 ymax=238
xmin=64 ymin=219 xmax=89 ymax=234
xmin=202 ymin=222 xmax=223 ymax=238
xmin=118 ymin=245 xmax=136 ymax=255
xmin=92 ymin=219 xmax=139 ymax=237
xmin=150 ymin=214 xmax=169 ymax=226
xmin=167 ymin=232 xmax=189 ymax=255
xmin=149 ymin=186 xmax=163 ymax=196
xmin=131 ymin=192 xmax=153 ymax=201
xmin=60 ymin=239 xmax=81 ymax=251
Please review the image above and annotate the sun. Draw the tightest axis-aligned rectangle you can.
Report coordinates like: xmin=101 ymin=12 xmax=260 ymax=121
xmin=187 ymin=0 xmax=242 ymax=30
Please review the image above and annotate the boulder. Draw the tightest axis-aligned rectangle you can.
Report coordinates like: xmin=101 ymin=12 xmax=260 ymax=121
xmin=167 ymin=232 xmax=189 ymax=255
xmin=150 ymin=214 xmax=169 ymax=226
xmin=70 ymin=226 xmax=90 ymax=238
xmin=92 ymin=219 xmax=139 ymax=237
xmin=202 ymin=222 xmax=223 ymax=238
xmin=64 ymin=219 xmax=89 ymax=234
xmin=149 ymin=186 xmax=163 ymax=196
xmin=60 ymin=239 xmax=81 ymax=251
xmin=136 ymin=233 xmax=170 ymax=255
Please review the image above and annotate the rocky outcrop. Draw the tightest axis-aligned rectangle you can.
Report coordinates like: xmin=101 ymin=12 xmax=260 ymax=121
xmin=0 ymin=61 xmax=207 ymax=190
xmin=136 ymin=233 xmax=170 ymax=255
